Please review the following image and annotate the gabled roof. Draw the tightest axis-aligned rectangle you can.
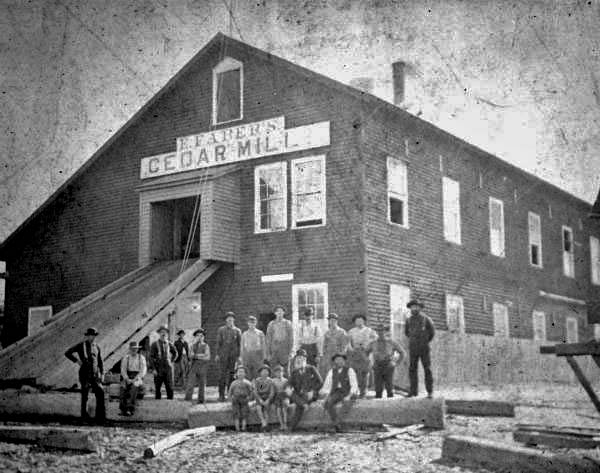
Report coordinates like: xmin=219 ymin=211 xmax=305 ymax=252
xmin=591 ymin=189 xmax=600 ymax=219
xmin=0 ymin=32 xmax=592 ymax=251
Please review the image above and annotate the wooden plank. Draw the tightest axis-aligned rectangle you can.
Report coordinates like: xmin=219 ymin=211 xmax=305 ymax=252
xmin=446 ymin=400 xmax=515 ymax=417
xmin=516 ymin=423 xmax=600 ymax=438
xmin=513 ymin=430 xmax=600 ymax=449
xmin=549 ymin=341 xmax=600 ymax=357
xmin=0 ymin=378 xmax=37 ymax=389
xmin=376 ymin=424 xmax=424 ymax=441
xmin=0 ymin=426 xmax=97 ymax=452
xmin=189 ymin=397 xmax=445 ymax=430
xmin=143 ymin=426 xmax=215 ymax=458
xmin=565 ymin=355 xmax=600 ymax=414
xmin=539 ymin=345 xmax=557 ymax=354
xmin=441 ymin=435 xmax=599 ymax=473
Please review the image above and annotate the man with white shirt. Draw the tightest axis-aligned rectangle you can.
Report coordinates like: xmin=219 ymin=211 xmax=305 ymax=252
xmin=347 ymin=315 xmax=378 ymax=397
xmin=119 ymin=341 xmax=147 ymax=416
xmin=298 ymin=307 xmax=323 ymax=367
xmin=241 ymin=315 xmax=267 ymax=380
xmin=322 ymin=353 xmax=358 ymax=432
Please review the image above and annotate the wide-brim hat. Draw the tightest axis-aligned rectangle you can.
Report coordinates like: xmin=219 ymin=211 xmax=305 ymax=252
xmin=406 ymin=299 xmax=424 ymax=309
xmin=224 ymin=311 xmax=236 ymax=320
xmin=331 ymin=352 xmax=347 ymax=362
xmin=177 ymin=329 xmax=185 ymax=336
xmin=84 ymin=327 xmax=99 ymax=336
xmin=352 ymin=314 xmax=366 ymax=323
xmin=258 ymin=364 xmax=271 ymax=375
xmin=295 ymin=348 xmax=308 ymax=358
xmin=157 ymin=325 xmax=169 ymax=334
xmin=193 ymin=328 xmax=206 ymax=336
xmin=128 ymin=341 xmax=140 ymax=350
xmin=327 ymin=313 xmax=339 ymax=320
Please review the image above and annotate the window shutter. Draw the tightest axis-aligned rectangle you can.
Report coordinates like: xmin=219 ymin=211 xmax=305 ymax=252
xmin=591 ymin=236 xmax=600 ymax=284
xmin=443 ymin=177 xmax=461 ymax=244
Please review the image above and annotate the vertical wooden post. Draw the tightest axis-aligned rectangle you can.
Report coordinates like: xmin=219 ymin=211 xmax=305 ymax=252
xmin=564 ymin=355 xmax=600 ymax=414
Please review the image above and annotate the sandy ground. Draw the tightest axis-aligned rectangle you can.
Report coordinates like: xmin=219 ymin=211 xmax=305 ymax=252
xmin=0 ymin=383 xmax=598 ymax=473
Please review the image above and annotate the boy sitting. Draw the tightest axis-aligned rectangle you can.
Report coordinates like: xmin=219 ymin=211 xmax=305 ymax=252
xmin=253 ymin=364 xmax=275 ymax=431
xmin=228 ymin=365 xmax=254 ymax=432
xmin=272 ymin=364 xmax=290 ymax=430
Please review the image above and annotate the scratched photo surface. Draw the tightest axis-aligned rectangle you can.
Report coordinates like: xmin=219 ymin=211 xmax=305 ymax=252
xmin=0 ymin=1 xmax=599 ymax=472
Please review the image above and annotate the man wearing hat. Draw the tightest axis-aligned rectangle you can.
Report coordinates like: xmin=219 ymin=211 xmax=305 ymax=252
xmin=215 ymin=311 xmax=242 ymax=402
xmin=368 ymin=325 xmax=405 ymax=398
xmin=185 ymin=328 xmax=211 ymax=403
xmin=288 ymin=348 xmax=323 ymax=430
xmin=119 ymin=341 xmax=147 ymax=415
xmin=173 ymin=329 xmax=190 ymax=389
xmin=64 ymin=327 xmax=106 ymax=423
xmin=241 ymin=315 xmax=267 ymax=380
xmin=405 ymin=299 xmax=435 ymax=398
xmin=149 ymin=326 xmax=178 ymax=400
xmin=322 ymin=353 xmax=359 ymax=431
xmin=348 ymin=314 xmax=378 ymax=398
xmin=266 ymin=305 xmax=294 ymax=377
xmin=320 ymin=313 xmax=349 ymax=377
xmin=298 ymin=307 xmax=323 ymax=368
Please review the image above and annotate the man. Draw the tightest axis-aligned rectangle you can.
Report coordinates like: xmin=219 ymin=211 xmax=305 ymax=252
xmin=215 ymin=311 xmax=242 ymax=402
xmin=266 ymin=305 xmax=294 ymax=376
xmin=320 ymin=313 xmax=349 ymax=377
xmin=298 ymin=307 xmax=323 ymax=367
xmin=287 ymin=348 xmax=323 ymax=431
xmin=149 ymin=326 xmax=178 ymax=400
xmin=347 ymin=314 xmax=378 ymax=397
xmin=173 ymin=329 xmax=190 ymax=389
xmin=64 ymin=327 xmax=106 ymax=423
xmin=185 ymin=328 xmax=211 ymax=403
xmin=119 ymin=341 xmax=147 ymax=416
xmin=368 ymin=325 xmax=405 ymax=398
xmin=322 ymin=353 xmax=359 ymax=431
xmin=404 ymin=299 xmax=435 ymax=398
xmin=241 ymin=315 xmax=267 ymax=380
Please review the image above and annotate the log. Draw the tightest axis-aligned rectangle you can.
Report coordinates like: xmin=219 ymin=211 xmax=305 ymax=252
xmin=516 ymin=423 xmax=600 ymax=438
xmin=188 ymin=396 xmax=445 ymax=430
xmin=513 ymin=430 xmax=600 ymax=449
xmin=0 ymin=378 xmax=37 ymax=390
xmin=0 ymin=426 xmax=97 ymax=452
xmin=441 ymin=435 xmax=599 ymax=473
xmin=446 ymin=400 xmax=514 ymax=417
xmin=143 ymin=426 xmax=215 ymax=458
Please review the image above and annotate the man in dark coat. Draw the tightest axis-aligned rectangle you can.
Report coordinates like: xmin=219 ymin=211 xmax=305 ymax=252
xmin=288 ymin=348 xmax=323 ymax=430
xmin=173 ymin=329 xmax=190 ymax=388
xmin=149 ymin=325 xmax=178 ymax=399
xmin=322 ymin=353 xmax=359 ymax=431
xmin=64 ymin=327 xmax=106 ymax=423
xmin=215 ymin=311 xmax=242 ymax=402
xmin=404 ymin=299 xmax=435 ymax=398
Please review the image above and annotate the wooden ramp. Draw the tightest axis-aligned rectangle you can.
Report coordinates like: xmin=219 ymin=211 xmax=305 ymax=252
xmin=0 ymin=259 xmax=221 ymax=389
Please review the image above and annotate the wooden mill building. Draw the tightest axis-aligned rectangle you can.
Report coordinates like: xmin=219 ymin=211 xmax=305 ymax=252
xmin=0 ymin=33 xmax=598 ymax=387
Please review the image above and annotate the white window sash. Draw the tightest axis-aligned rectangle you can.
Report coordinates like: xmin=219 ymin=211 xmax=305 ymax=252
xmin=390 ymin=284 xmax=410 ymax=340
xmin=212 ymin=56 xmax=243 ymax=125
xmin=254 ymin=162 xmax=287 ymax=233
xmin=443 ymin=177 xmax=461 ymax=244
xmin=565 ymin=316 xmax=578 ymax=343
xmin=445 ymin=294 xmax=465 ymax=333
xmin=291 ymin=155 xmax=326 ymax=229
xmin=492 ymin=303 xmax=509 ymax=337
xmin=387 ymin=156 xmax=409 ymax=228
xmin=591 ymin=236 xmax=600 ymax=285
xmin=562 ymin=225 xmax=575 ymax=278
xmin=532 ymin=310 xmax=546 ymax=342
xmin=489 ymin=198 xmax=505 ymax=257
xmin=528 ymin=212 xmax=542 ymax=267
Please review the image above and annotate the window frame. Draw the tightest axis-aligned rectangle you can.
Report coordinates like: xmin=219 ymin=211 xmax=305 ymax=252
xmin=27 ymin=305 xmax=53 ymax=336
xmin=489 ymin=197 xmax=505 ymax=258
xmin=590 ymin=236 xmax=600 ymax=285
xmin=291 ymin=155 xmax=327 ymax=230
xmin=532 ymin=310 xmax=546 ymax=342
xmin=492 ymin=302 xmax=510 ymax=338
xmin=390 ymin=284 xmax=411 ymax=341
xmin=442 ymin=176 xmax=461 ymax=244
xmin=565 ymin=316 xmax=578 ymax=343
xmin=528 ymin=211 xmax=543 ymax=268
xmin=212 ymin=56 xmax=243 ymax=126
xmin=387 ymin=156 xmax=409 ymax=228
xmin=254 ymin=161 xmax=287 ymax=234
xmin=445 ymin=294 xmax=465 ymax=334
xmin=562 ymin=225 xmax=575 ymax=278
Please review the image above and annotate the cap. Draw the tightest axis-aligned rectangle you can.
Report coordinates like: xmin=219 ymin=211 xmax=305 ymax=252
xmin=258 ymin=364 xmax=271 ymax=375
xmin=273 ymin=364 xmax=284 ymax=372
xmin=247 ymin=315 xmax=257 ymax=322
xmin=295 ymin=348 xmax=307 ymax=358
xmin=352 ymin=314 xmax=366 ymax=323
xmin=157 ymin=325 xmax=169 ymax=334
xmin=128 ymin=341 xmax=140 ymax=349
xmin=84 ymin=327 xmax=99 ymax=336
xmin=303 ymin=307 xmax=314 ymax=317
xmin=177 ymin=329 xmax=185 ymax=336
xmin=327 ymin=313 xmax=339 ymax=320
xmin=224 ymin=311 xmax=236 ymax=320
xmin=406 ymin=299 xmax=425 ymax=309
xmin=193 ymin=328 xmax=206 ymax=336
xmin=331 ymin=352 xmax=347 ymax=362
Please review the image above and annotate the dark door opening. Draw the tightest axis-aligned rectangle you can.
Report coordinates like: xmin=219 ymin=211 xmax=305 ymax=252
xmin=150 ymin=196 xmax=200 ymax=262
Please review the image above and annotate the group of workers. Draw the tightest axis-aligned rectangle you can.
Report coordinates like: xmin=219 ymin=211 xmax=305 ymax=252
xmin=64 ymin=299 xmax=435 ymax=429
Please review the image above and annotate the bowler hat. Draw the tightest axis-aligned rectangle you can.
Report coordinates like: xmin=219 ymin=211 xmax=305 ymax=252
xmin=224 ymin=311 xmax=236 ymax=319
xmin=193 ymin=328 xmax=205 ymax=336
xmin=84 ymin=327 xmax=99 ymax=336
xmin=157 ymin=325 xmax=169 ymax=333
xmin=331 ymin=352 xmax=347 ymax=362
xmin=295 ymin=348 xmax=308 ymax=358
xmin=406 ymin=299 xmax=424 ymax=309
xmin=352 ymin=314 xmax=366 ymax=323
xmin=177 ymin=329 xmax=185 ymax=336
xmin=128 ymin=341 xmax=140 ymax=350
xmin=247 ymin=315 xmax=257 ymax=322
xmin=258 ymin=364 xmax=271 ymax=375
xmin=327 ymin=313 xmax=339 ymax=320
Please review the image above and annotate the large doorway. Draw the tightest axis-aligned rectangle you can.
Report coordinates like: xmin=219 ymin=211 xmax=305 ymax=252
xmin=150 ymin=196 xmax=200 ymax=263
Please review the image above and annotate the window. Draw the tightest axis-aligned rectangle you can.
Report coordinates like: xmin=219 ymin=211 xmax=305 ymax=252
xmin=254 ymin=162 xmax=287 ymax=233
xmin=445 ymin=294 xmax=465 ymax=333
xmin=562 ymin=226 xmax=575 ymax=278
xmin=532 ymin=310 xmax=546 ymax=342
xmin=594 ymin=324 xmax=600 ymax=341
xmin=291 ymin=155 xmax=326 ymax=228
xmin=442 ymin=177 xmax=461 ymax=244
xmin=292 ymin=283 xmax=328 ymax=339
xmin=590 ymin=236 xmax=600 ymax=285
xmin=528 ymin=212 xmax=542 ymax=267
xmin=28 ymin=306 xmax=53 ymax=336
xmin=492 ymin=302 xmax=509 ymax=337
xmin=387 ymin=156 xmax=408 ymax=227
xmin=565 ymin=316 xmax=578 ymax=343
xmin=390 ymin=284 xmax=410 ymax=340
xmin=212 ymin=57 xmax=243 ymax=125
xmin=489 ymin=198 xmax=505 ymax=257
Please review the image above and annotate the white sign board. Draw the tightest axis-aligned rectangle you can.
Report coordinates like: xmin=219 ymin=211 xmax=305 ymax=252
xmin=140 ymin=117 xmax=330 ymax=179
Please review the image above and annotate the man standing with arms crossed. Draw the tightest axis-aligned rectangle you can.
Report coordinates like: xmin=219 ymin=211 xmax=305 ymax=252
xmin=149 ymin=326 xmax=178 ymax=400
xmin=266 ymin=305 xmax=294 ymax=376
xmin=405 ymin=299 xmax=435 ymax=398
xmin=320 ymin=313 xmax=349 ymax=377
xmin=348 ymin=315 xmax=378 ymax=398
xmin=215 ymin=311 xmax=242 ymax=402
xmin=241 ymin=315 xmax=267 ymax=380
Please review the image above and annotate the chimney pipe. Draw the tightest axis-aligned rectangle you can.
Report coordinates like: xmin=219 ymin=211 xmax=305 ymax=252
xmin=349 ymin=77 xmax=374 ymax=94
xmin=392 ymin=61 xmax=406 ymax=106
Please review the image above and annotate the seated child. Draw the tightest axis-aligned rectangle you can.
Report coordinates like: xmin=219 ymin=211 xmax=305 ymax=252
xmin=271 ymin=364 xmax=290 ymax=430
xmin=228 ymin=365 xmax=254 ymax=432
xmin=253 ymin=365 xmax=275 ymax=430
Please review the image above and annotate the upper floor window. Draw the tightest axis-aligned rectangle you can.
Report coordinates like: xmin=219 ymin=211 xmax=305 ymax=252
xmin=442 ymin=177 xmax=461 ymax=244
xmin=562 ymin=225 xmax=575 ymax=278
xmin=489 ymin=197 xmax=505 ymax=257
xmin=492 ymin=302 xmax=509 ymax=337
xmin=291 ymin=155 xmax=326 ymax=228
xmin=590 ymin=236 xmax=600 ymax=285
xmin=528 ymin=212 xmax=542 ymax=268
xmin=212 ymin=57 xmax=243 ymax=125
xmin=254 ymin=162 xmax=287 ymax=233
xmin=445 ymin=294 xmax=465 ymax=333
xmin=532 ymin=310 xmax=546 ymax=342
xmin=565 ymin=316 xmax=578 ymax=343
xmin=387 ymin=157 xmax=408 ymax=227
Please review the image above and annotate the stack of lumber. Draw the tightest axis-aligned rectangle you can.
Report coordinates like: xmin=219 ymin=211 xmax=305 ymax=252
xmin=513 ymin=423 xmax=600 ymax=449
xmin=0 ymin=425 xmax=97 ymax=452
xmin=446 ymin=399 xmax=515 ymax=417
xmin=0 ymin=259 xmax=220 ymax=389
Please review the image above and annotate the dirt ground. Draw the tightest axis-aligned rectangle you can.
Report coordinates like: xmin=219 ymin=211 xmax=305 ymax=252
xmin=0 ymin=383 xmax=598 ymax=473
